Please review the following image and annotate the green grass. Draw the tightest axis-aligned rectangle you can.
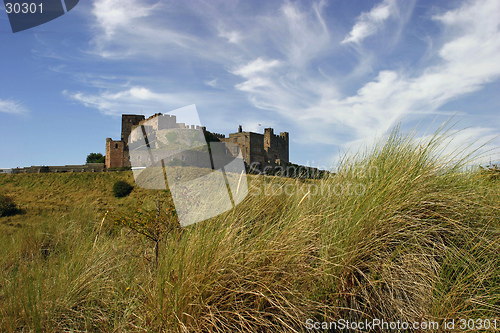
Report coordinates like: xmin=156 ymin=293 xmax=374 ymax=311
xmin=1 ymin=126 xmax=500 ymax=332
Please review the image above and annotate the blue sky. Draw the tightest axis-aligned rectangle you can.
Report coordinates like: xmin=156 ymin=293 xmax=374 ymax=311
xmin=1 ymin=0 xmax=499 ymax=169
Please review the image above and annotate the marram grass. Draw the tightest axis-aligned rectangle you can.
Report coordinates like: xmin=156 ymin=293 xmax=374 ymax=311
xmin=0 ymin=126 xmax=499 ymax=332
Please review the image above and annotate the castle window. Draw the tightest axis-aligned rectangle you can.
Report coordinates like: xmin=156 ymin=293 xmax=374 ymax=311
xmin=233 ymin=138 xmax=237 ymax=143
xmin=115 ymin=143 xmax=118 ymax=149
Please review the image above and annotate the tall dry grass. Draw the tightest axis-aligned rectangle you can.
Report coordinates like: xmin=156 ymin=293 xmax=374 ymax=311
xmin=1 ymin=125 xmax=499 ymax=332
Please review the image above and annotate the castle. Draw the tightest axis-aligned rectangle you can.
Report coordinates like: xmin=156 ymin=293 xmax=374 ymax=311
xmin=105 ymin=113 xmax=289 ymax=170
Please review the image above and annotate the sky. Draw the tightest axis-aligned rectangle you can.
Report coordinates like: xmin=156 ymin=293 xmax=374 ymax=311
xmin=1 ymin=0 xmax=499 ymax=169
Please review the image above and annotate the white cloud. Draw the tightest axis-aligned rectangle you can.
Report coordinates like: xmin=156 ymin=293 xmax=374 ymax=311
xmin=79 ymin=0 xmax=499 ymax=163
xmin=0 ymin=99 xmax=28 ymax=115
xmin=64 ymin=87 xmax=185 ymax=116
xmin=278 ymin=0 xmax=330 ymax=65
xmin=342 ymin=0 xmax=397 ymax=44
xmin=89 ymin=0 xmax=332 ymax=66
xmin=227 ymin=0 xmax=500 ymax=163
xmin=228 ymin=1 xmax=337 ymax=113
xmin=302 ymin=0 xmax=500 ymax=152
xmin=218 ymin=24 xmax=242 ymax=44
xmin=232 ymin=58 xmax=281 ymax=78
xmin=204 ymin=78 xmax=218 ymax=88
xmin=90 ymin=0 xmax=201 ymax=59
xmin=83 ymin=0 xmax=337 ymax=125
xmin=92 ymin=0 xmax=158 ymax=39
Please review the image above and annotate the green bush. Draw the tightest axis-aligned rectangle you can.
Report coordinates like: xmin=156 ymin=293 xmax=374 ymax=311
xmin=86 ymin=152 xmax=105 ymax=164
xmin=112 ymin=180 xmax=133 ymax=198
xmin=0 ymin=194 xmax=18 ymax=217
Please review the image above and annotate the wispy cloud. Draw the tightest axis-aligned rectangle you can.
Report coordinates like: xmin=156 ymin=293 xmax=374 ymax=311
xmin=341 ymin=0 xmax=397 ymax=45
xmin=80 ymin=0 xmax=336 ymax=117
xmin=232 ymin=0 xmax=500 ymax=147
xmin=228 ymin=1 xmax=337 ymax=113
xmin=92 ymin=0 xmax=158 ymax=39
xmin=304 ymin=0 xmax=500 ymax=152
xmin=204 ymin=79 xmax=218 ymax=88
xmin=0 ymin=99 xmax=29 ymax=115
xmin=217 ymin=23 xmax=241 ymax=44
xmin=64 ymin=87 xmax=185 ymax=116
xmin=63 ymin=85 xmax=244 ymax=127
xmin=232 ymin=58 xmax=282 ymax=78
xmin=274 ymin=0 xmax=330 ymax=66
xmin=75 ymin=0 xmax=500 ymax=162
xmin=90 ymin=0 xmax=202 ymax=59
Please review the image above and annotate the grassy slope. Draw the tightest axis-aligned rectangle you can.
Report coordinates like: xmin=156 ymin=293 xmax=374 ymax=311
xmin=0 ymin=171 xmax=136 ymax=209
xmin=0 ymin=171 xmax=151 ymax=231
xmin=1 ymin=128 xmax=500 ymax=332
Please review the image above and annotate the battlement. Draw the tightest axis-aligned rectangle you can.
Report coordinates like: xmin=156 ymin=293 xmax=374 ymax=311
xmin=219 ymin=125 xmax=289 ymax=168
xmin=144 ymin=112 xmax=164 ymax=122
xmin=106 ymin=114 xmax=289 ymax=170
xmin=201 ymin=127 xmax=225 ymax=139
xmin=212 ymin=133 xmax=226 ymax=139
xmin=264 ymin=127 xmax=289 ymax=141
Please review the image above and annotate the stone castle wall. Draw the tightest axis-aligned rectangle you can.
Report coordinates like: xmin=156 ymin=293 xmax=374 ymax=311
xmin=121 ymin=115 xmax=145 ymax=142
xmin=106 ymin=114 xmax=289 ymax=170
xmin=13 ymin=163 xmax=105 ymax=174
xmin=106 ymin=138 xmax=128 ymax=168
xmin=220 ymin=126 xmax=289 ymax=168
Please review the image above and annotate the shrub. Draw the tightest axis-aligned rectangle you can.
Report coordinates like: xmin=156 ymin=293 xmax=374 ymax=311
xmin=112 ymin=180 xmax=133 ymax=198
xmin=86 ymin=152 xmax=105 ymax=164
xmin=0 ymin=194 xmax=18 ymax=217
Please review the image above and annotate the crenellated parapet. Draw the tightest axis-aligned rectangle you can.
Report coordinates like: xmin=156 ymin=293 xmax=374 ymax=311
xmin=106 ymin=114 xmax=289 ymax=170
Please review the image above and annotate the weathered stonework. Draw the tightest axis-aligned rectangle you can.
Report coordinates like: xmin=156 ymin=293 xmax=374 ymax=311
xmin=105 ymin=114 xmax=289 ymax=170
xmin=105 ymin=138 xmax=128 ymax=168
xmin=219 ymin=127 xmax=289 ymax=168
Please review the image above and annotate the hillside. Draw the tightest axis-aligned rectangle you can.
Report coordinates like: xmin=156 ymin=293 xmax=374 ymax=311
xmin=0 ymin=172 xmax=138 ymax=229
xmin=1 ymin=128 xmax=500 ymax=332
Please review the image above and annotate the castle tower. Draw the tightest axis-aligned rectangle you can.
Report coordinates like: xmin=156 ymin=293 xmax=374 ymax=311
xmin=264 ymin=128 xmax=273 ymax=151
xmin=107 ymin=113 xmax=290 ymax=170
xmin=105 ymin=138 xmax=126 ymax=168
xmin=279 ymin=132 xmax=289 ymax=163
xmin=121 ymin=114 xmax=145 ymax=143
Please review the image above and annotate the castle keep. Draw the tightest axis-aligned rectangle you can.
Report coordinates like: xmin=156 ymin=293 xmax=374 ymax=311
xmin=219 ymin=125 xmax=289 ymax=168
xmin=105 ymin=114 xmax=289 ymax=170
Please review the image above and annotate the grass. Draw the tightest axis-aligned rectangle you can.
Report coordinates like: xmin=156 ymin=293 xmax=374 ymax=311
xmin=1 ymin=126 xmax=500 ymax=332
